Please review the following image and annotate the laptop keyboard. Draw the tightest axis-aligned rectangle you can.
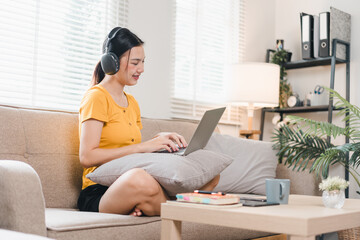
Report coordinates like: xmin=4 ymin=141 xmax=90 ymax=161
xmin=155 ymin=147 xmax=186 ymax=155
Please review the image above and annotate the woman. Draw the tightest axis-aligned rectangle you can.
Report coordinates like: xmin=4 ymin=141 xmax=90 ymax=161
xmin=77 ymin=27 xmax=219 ymax=216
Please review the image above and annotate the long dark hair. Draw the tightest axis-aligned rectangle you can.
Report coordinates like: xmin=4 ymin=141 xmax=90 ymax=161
xmin=91 ymin=27 xmax=144 ymax=86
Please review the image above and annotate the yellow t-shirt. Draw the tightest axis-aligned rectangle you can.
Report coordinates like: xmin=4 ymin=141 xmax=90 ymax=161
xmin=79 ymin=85 xmax=142 ymax=190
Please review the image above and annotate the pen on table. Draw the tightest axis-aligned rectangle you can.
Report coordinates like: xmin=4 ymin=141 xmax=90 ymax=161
xmin=194 ymin=190 xmax=225 ymax=195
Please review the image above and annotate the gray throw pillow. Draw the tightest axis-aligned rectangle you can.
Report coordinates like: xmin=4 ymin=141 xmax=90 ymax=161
xmin=86 ymin=149 xmax=233 ymax=196
xmin=205 ymin=133 xmax=278 ymax=195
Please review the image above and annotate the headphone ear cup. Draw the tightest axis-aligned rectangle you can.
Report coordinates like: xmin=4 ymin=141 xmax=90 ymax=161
xmin=101 ymin=52 xmax=119 ymax=75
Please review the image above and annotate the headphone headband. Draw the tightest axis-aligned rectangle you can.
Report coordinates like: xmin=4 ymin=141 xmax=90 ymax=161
xmin=104 ymin=27 xmax=122 ymax=53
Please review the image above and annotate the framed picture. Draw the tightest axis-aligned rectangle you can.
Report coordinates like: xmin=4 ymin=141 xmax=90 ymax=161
xmin=276 ymin=39 xmax=284 ymax=51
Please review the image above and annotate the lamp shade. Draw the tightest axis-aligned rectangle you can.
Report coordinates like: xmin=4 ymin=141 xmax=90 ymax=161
xmin=228 ymin=62 xmax=280 ymax=107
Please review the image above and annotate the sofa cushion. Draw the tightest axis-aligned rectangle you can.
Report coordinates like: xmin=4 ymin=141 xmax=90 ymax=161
xmin=86 ymin=150 xmax=233 ymax=196
xmin=0 ymin=106 xmax=83 ymax=209
xmin=205 ymin=133 xmax=278 ymax=195
xmin=45 ymin=208 xmax=271 ymax=240
xmin=141 ymin=118 xmax=198 ymax=142
xmin=20 ymin=108 xmax=83 ymax=209
xmin=0 ymin=106 xmax=26 ymax=157
xmin=45 ymin=208 xmax=160 ymax=231
xmin=276 ymin=164 xmax=321 ymax=196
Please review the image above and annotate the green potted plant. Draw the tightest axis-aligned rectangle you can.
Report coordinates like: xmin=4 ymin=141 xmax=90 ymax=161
xmin=270 ymin=49 xmax=292 ymax=108
xmin=272 ymin=87 xmax=360 ymax=192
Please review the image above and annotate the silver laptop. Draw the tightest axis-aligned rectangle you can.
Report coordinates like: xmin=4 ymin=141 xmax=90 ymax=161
xmin=156 ymin=107 xmax=226 ymax=156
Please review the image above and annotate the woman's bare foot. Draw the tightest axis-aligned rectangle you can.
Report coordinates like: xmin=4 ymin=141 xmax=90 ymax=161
xmin=129 ymin=207 xmax=143 ymax=217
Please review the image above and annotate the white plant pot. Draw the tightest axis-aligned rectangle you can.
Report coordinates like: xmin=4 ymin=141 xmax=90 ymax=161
xmin=322 ymin=189 xmax=345 ymax=209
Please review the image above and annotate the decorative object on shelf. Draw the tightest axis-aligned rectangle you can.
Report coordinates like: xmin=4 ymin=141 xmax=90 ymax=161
xmin=272 ymin=114 xmax=281 ymax=126
xmin=266 ymin=49 xmax=292 ymax=64
xmin=272 ymin=87 xmax=360 ymax=194
xmin=311 ymin=84 xmax=328 ymax=106
xmin=228 ymin=62 xmax=280 ymax=136
xmin=276 ymin=39 xmax=284 ymax=51
xmin=275 ymin=116 xmax=291 ymax=129
xmin=304 ymin=92 xmax=312 ymax=106
xmin=287 ymin=93 xmax=301 ymax=107
xmin=319 ymin=176 xmax=349 ymax=209
xmin=269 ymin=49 xmax=293 ymax=108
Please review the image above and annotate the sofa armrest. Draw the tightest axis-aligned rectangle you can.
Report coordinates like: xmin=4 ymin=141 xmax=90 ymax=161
xmin=276 ymin=164 xmax=321 ymax=196
xmin=0 ymin=160 xmax=47 ymax=236
xmin=0 ymin=229 xmax=53 ymax=240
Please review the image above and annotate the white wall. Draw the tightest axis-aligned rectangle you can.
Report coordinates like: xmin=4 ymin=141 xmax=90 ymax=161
xmin=127 ymin=0 xmax=173 ymax=119
xmin=244 ymin=0 xmax=276 ymax=62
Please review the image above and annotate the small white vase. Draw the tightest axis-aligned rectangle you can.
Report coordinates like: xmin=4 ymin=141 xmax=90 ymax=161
xmin=322 ymin=189 xmax=345 ymax=209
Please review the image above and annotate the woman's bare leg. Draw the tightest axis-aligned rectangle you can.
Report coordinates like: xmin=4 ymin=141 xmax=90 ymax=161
xmin=199 ymin=174 xmax=220 ymax=191
xmin=99 ymin=168 xmax=168 ymax=216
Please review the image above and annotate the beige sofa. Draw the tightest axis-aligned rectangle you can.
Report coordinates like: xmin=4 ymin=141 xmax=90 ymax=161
xmin=0 ymin=229 xmax=54 ymax=240
xmin=0 ymin=105 xmax=321 ymax=240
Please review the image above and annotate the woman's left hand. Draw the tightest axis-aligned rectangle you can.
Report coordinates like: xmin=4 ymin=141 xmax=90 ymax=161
xmin=154 ymin=132 xmax=188 ymax=149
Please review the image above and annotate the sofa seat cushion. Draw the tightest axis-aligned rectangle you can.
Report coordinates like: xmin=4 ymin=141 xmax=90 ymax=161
xmin=45 ymin=208 xmax=160 ymax=232
xmin=45 ymin=208 xmax=272 ymax=240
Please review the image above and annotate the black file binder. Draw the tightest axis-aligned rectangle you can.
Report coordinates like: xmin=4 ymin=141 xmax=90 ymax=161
xmin=313 ymin=15 xmax=319 ymax=58
xmin=319 ymin=12 xmax=330 ymax=57
xmin=300 ymin=13 xmax=314 ymax=59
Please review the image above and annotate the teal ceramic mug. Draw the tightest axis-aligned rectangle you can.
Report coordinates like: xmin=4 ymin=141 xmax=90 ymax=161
xmin=266 ymin=179 xmax=290 ymax=204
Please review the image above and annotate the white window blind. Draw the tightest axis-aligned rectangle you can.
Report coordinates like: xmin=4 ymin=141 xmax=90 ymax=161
xmin=171 ymin=0 xmax=245 ymax=124
xmin=0 ymin=0 xmax=128 ymax=111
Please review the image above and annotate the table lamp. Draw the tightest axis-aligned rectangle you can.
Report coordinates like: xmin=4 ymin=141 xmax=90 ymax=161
xmin=228 ymin=62 xmax=280 ymax=138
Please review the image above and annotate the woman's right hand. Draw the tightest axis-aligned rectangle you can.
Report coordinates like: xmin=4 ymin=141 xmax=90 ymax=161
xmin=139 ymin=135 xmax=181 ymax=153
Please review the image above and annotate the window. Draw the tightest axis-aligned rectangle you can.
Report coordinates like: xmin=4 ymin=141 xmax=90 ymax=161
xmin=0 ymin=0 xmax=128 ymax=111
xmin=171 ymin=0 xmax=245 ymax=124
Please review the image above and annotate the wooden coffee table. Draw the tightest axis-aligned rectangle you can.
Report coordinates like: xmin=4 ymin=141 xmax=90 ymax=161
xmin=161 ymin=194 xmax=360 ymax=240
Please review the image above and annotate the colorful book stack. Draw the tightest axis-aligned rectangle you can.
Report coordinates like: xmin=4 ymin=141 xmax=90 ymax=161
xmin=176 ymin=190 xmax=240 ymax=205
